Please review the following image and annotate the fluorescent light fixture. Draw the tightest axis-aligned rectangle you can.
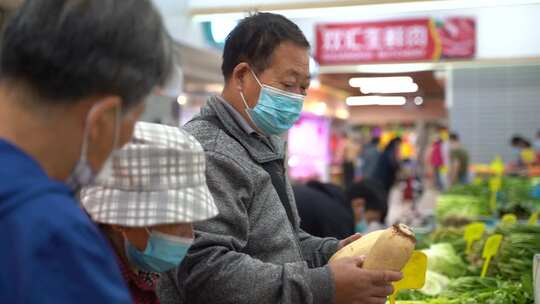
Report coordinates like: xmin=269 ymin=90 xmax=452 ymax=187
xmin=191 ymin=0 xmax=540 ymax=22
xmin=349 ymin=76 xmax=418 ymax=94
xmin=346 ymin=96 xmax=407 ymax=106
xmin=414 ymin=96 xmax=424 ymax=105
xmin=349 ymin=76 xmax=413 ymax=88
xmin=361 ymin=82 xmax=418 ymax=94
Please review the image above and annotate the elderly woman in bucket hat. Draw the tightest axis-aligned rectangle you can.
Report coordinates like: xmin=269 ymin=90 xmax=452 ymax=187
xmin=80 ymin=122 xmax=218 ymax=304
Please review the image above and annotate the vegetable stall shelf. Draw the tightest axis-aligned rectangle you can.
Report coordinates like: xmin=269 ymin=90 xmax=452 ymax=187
xmin=396 ymin=177 xmax=539 ymax=304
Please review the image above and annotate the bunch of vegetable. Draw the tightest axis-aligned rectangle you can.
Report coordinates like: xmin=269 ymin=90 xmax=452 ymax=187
xmin=422 ymin=243 xmax=468 ymax=278
xmin=497 ymin=177 xmax=540 ymax=218
xmin=438 ymin=277 xmax=533 ymax=304
xmin=446 ymin=182 xmax=489 ymax=197
xmin=435 ymin=194 xmax=491 ymax=223
xmin=425 ymin=227 xmax=466 ymax=253
xmin=397 ymin=277 xmax=533 ymax=304
xmin=443 ymin=176 xmax=539 ymax=220
xmin=491 ymin=224 xmax=540 ymax=291
xmin=500 ymin=177 xmax=539 ymax=204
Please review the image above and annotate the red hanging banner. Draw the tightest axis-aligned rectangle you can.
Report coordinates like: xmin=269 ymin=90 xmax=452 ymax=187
xmin=315 ymin=17 xmax=475 ymax=65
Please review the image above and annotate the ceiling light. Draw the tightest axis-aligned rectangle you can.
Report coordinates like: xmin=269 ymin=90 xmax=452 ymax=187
xmin=349 ymin=76 xmax=413 ymax=88
xmin=346 ymin=96 xmax=406 ymax=106
xmin=414 ymin=96 xmax=424 ymax=105
xmin=349 ymin=76 xmax=418 ymax=94
xmin=361 ymin=82 xmax=418 ymax=94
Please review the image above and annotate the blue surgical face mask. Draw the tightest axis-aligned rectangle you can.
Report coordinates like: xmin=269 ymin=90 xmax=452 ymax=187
xmin=240 ymin=69 xmax=305 ymax=135
xmin=355 ymin=219 xmax=368 ymax=233
xmin=125 ymin=229 xmax=193 ymax=273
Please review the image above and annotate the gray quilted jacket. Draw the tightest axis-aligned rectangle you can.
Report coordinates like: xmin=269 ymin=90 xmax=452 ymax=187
xmin=157 ymin=96 xmax=339 ymax=304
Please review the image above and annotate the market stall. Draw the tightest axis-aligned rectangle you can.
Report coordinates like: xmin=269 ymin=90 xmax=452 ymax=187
xmin=393 ymin=175 xmax=540 ymax=303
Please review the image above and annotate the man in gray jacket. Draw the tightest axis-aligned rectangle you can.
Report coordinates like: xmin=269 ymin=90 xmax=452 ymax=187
xmin=158 ymin=13 xmax=402 ymax=304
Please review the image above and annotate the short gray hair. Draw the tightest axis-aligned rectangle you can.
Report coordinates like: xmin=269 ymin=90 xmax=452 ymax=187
xmin=0 ymin=0 xmax=173 ymax=109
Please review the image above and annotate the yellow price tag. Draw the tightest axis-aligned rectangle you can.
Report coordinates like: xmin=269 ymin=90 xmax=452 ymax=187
xmin=490 ymin=156 xmax=504 ymax=176
xmin=501 ymin=213 xmax=517 ymax=225
xmin=489 ymin=177 xmax=502 ymax=212
xmin=480 ymin=234 xmax=503 ymax=277
xmin=464 ymin=222 xmax=486 ymax=254
xmin=389 ymin=251 xmax=428 ymax=304
xmin=529 ymin=211 xmax=539 ymax=225
xmin=489 ymin=177 xmax=502 ymax=192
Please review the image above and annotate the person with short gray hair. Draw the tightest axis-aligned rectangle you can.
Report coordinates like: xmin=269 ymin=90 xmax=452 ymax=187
xmin=159 ymin=12 xmax=402 ymax=304
xmin=0 ymin=0 xmax=172 ymax=302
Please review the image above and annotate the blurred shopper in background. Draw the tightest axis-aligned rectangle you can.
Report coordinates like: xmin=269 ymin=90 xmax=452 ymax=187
xmin=341 ymin=132 xmax=362 ymax=190
xmin=430 ymin=136 xmax=445 ymax=190
xmin=160 ymin=12 xmax=401 ymax=304
xmin=510 ymin=135 xmax=526 ymax=167
xmin=0 ymin=0 xmax=172 ymax=302
xmin=520 ymin=138 xmax=536 ymax=165
xmin=347 ymin=180 xmax=387 ymax=233
xmin=357 ymin=135 xmax=381 ymax=180
xmin=535 ymin=130 xmax=540 ymax=163
xmin=509 ymin=135 xmax=536 ymax=170
xmin=80 ymin=122 xmax=218 ymax=304
xmin=448 ymin=132 xmax=470 ymax=186
xmin=293 ymin=180 xmax=355 ymax=239
xmin=373 ymin=137 xmax=403 ymax=200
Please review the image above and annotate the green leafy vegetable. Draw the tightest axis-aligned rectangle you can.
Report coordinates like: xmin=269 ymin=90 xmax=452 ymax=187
xmin=492 ymin=224 xmax=540 ymax=281
xmin=436 ymin=195 xmax=491 ymax=223
xmin=440 ymin=277 xmax=533 ymax=304
xmin=427 ymin=227 xmax=466 ymax=253
xmin=422 ymin=243 xmax=468 ymax=278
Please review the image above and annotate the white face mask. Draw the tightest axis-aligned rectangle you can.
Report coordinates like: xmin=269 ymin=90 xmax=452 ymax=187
xmin=66 ymin=104 xmax=121 ymax=192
